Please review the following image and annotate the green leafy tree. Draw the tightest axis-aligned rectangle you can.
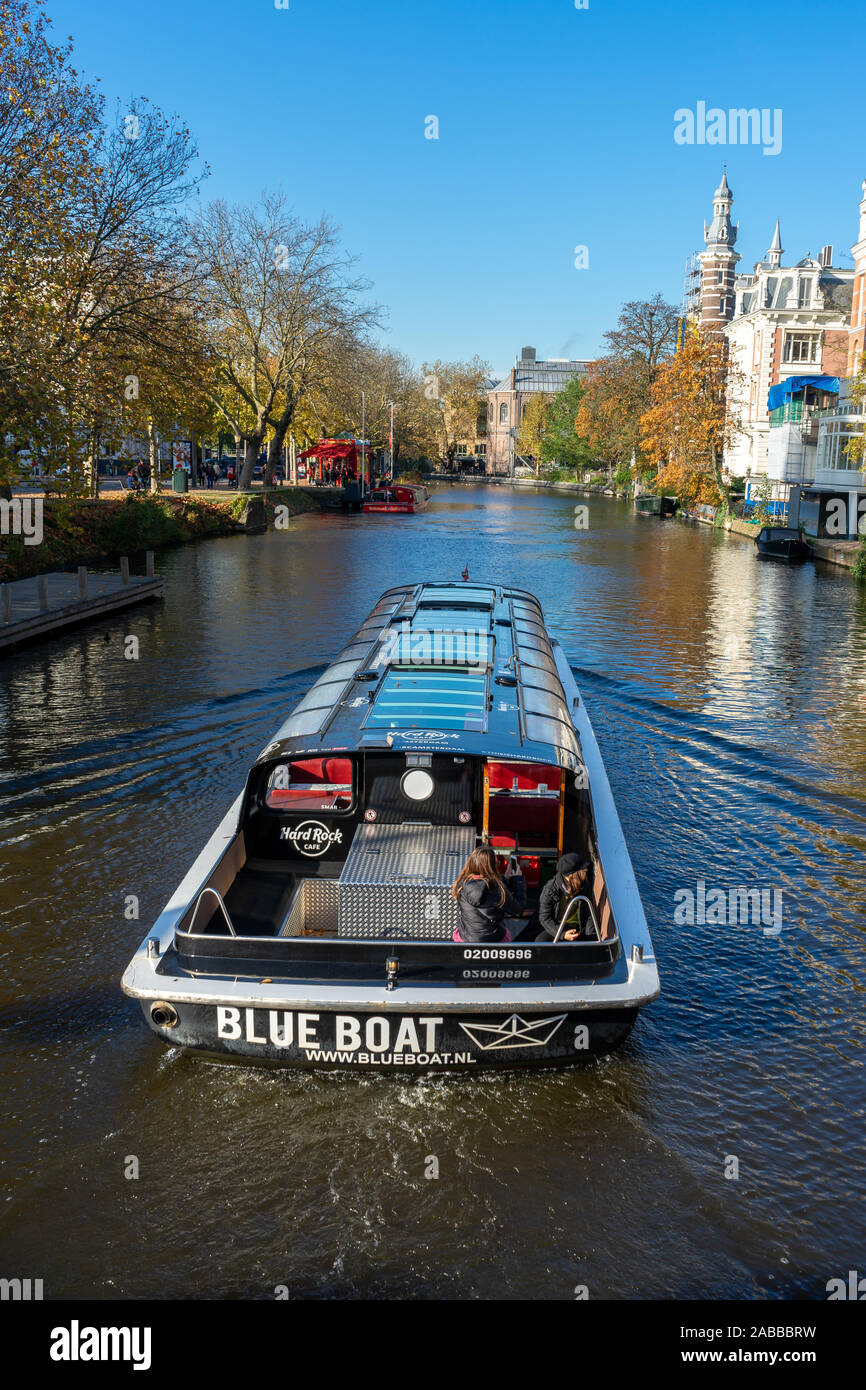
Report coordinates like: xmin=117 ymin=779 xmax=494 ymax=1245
xmin=421 ymin=357 xmax=489 ymax=467
xmin=516 ymin=394 xmax=552 ymax=474
xmin=540 ymin=376 xmax=594 ymax=472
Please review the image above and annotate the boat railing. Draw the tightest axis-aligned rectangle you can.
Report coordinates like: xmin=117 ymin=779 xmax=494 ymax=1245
xmin=189 ymin=886 xmax=237 ymax=937
xmin=552 ymin=895 xmax=601 ymax=944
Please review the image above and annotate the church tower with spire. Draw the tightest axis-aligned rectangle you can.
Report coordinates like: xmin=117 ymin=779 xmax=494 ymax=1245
xmin=766 ymin=219 xmax=783 ymax=269
xmin=697 ymin=171 xmax=741 ymax=330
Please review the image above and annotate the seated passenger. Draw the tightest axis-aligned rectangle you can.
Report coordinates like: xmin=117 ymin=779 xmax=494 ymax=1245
xmin=452 ymin=847 xmax=526 ymax=944
xmin=533 ymin=854 xmax=595 ymax=942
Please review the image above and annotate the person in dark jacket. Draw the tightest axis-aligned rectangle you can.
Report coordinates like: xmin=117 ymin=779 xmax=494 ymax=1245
xmin=452 ymin=846 xmax=526 ymax=944
xmin=533 ymin=854 xmax=595 ymax=942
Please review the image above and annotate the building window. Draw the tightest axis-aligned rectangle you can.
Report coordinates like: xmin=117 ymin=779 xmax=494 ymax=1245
xmin=817 ymin=419 xmax=865 ymax=472
xmin=798 ymin=280 xmax=811 ymax=307
xmin=784 ymin=332 xmax=820 ymax=364
xmin=499 ymin=403 xmax=508 ymax=425
xmin=717 ymin=271 xmax=724 ymax=284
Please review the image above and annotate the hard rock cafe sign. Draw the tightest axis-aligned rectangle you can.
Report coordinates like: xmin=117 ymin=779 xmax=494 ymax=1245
xmin=280 ymin=820 xmax=343 ymax=856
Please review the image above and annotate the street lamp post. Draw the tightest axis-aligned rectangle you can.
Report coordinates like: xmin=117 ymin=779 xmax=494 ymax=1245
xmin=389 ymin=402 xmax=394 ymax=477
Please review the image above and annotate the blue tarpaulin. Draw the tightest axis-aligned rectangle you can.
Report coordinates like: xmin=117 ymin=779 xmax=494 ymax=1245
xmin=767 ymin=376 xmax=839 ymax=411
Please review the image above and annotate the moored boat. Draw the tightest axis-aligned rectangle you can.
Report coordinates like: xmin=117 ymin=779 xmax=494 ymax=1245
xmin=363 ymin=483 xmax=429 ymax=514
xmin=755 ymin=525 xmax=812 ymax=563
xmin=122 ymin=581 xmax=659 ymax=1070
xmin=635 ymin=495 xmax=678 ymax=517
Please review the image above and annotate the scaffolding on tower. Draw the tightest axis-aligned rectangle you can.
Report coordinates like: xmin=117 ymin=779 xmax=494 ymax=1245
xmin=681 ymin=251 xmax=701 ymax=322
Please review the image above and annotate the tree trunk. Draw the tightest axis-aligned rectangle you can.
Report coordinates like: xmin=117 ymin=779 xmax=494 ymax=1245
xmin=265 ymin=432 xmax=285 ymax=487
xmin=147 ymin=424 xmax=159 ymax=494
xmin=86 ymin=432 xmax=100 ymax=499
xmin=711 ymin=445 xmax=732 ymax=511
xmin=264 ymin=416 xmax=291 ymax=487
xmin=238 ymin=436 xmax=260 ymax=491
xmin=263 ymin=397 xmax=300 ymax=487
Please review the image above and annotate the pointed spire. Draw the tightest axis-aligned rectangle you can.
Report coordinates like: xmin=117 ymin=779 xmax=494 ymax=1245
xmin=767 ymin=218 xmax=783 ymax=268
xmin=704 ymin=171 xmax=738 ymax=250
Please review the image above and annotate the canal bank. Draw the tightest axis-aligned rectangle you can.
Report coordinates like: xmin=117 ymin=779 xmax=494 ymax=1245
xmin=0 ymin=487 xmax=323 ymax=583
xmin=679 ymin=507 xmax=862 ymax=573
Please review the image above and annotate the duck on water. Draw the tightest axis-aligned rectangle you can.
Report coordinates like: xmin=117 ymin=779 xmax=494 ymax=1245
xmin=122 ymin=581 xmax=660 ymax=1070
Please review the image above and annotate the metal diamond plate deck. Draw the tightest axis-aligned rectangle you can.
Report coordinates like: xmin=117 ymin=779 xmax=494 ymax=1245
xmin=337 ymin=823 xmax=475 ymax=939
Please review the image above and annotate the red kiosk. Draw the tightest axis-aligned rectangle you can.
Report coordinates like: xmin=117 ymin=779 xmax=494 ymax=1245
xmin=297 ymin=438 xmax=371 ymax=485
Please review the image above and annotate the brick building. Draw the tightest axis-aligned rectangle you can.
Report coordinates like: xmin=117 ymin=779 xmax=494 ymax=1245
xmin=485 ymin=347 xmax=590 ymax=475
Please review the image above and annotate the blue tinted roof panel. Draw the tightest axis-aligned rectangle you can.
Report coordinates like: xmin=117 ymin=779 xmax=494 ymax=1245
xmin=366 ymin=669 xmax=488 ymax=732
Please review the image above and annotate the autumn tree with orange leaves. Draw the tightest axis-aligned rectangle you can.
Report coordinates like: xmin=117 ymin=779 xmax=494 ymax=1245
xmin=576 ymin=355 xmax=644 ymax=478
xmin=640 ymin=327 xmax=743 ymax=508
xmin=0 ymin=0 xmax=207 ymax=496
xmin=576 ymin=295 xmax=680 ymax=481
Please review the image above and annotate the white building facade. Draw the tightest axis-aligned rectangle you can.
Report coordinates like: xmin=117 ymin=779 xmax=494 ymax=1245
xmin=723 ymin=240 xmax=852 ymax=490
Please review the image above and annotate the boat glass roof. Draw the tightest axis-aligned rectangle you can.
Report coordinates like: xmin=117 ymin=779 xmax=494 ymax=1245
xmin=259 ymin=582 xmax=584 ymax=771
xmin=419 ymin=586 xmax=495 ymax=607
xmin=414 ymin=606 xmax=490 ymax=628
xmin=366 ymin=667 xmax=488 ymax=732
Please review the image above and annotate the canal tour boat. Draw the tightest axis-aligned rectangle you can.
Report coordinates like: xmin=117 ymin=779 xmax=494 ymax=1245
xmin=363 ymin=483 xmax=429 ymax=514
xmin=121 ymin=581 xmax=659 ymax=1070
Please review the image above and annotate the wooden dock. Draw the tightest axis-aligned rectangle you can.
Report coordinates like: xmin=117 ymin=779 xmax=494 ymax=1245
xmin=0 ymin=554 xmax=164 ymax=653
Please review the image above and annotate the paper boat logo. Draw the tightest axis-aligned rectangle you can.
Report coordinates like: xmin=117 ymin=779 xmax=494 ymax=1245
xmin=458 ymin=1013 xmax=567 ymax=1051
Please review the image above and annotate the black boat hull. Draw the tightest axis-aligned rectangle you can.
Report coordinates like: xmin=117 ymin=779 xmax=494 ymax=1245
xmin=755 ymin=542 xmax=811 ymax=563
xmin=142 ymin=1000 xmax=639 ymax=1069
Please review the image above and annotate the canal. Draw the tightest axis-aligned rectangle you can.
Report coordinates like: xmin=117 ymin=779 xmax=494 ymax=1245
xmin=1 ymin=486 xmax=865 ymax=1299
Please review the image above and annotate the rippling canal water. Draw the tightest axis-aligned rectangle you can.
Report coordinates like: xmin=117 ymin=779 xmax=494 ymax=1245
xmin=1 ymin=486 xmax=865 ymax=1300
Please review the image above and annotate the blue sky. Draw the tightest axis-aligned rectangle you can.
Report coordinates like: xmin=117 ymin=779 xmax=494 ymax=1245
xmin=52 ymin=0 xmax=866 ymax=377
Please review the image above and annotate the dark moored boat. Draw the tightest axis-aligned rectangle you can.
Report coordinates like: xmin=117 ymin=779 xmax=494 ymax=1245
xmin=635 ymin=495 xmax=678 ymax=517
xmin=122 ymin=581 xmax=659 ymax=1071
xmin=755 ymin=525 xmax=811 ymax=563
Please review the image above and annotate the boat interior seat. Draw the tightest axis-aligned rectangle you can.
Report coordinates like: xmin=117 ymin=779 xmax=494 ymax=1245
xmin=216 ymin=867 xmax=298 ymax=936
xmin=487 ymin=760 xmax=561 ymax=849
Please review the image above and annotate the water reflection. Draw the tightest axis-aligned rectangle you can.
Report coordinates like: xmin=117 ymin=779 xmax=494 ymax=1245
xmin=1 ymin=487 xmax=865 ymax=1299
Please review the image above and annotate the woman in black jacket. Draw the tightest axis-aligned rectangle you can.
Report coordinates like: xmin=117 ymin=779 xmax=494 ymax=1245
xmin=533 ymin=854 xmax=595 ymax=942
xmin=452 ymin=846 xmax=526 ymax=944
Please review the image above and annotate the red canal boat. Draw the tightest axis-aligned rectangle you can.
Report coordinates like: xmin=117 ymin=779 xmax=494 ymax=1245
xmin=363 ymin=483 xmax=430 ymax=514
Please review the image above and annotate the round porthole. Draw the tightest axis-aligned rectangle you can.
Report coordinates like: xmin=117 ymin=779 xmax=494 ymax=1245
xmin=401 ymin=768 xmax=435 ymax=801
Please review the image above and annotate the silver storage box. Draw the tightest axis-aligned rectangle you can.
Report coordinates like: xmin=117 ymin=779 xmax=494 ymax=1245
xmin=337 ymin=823 xmax=475 ymax=940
